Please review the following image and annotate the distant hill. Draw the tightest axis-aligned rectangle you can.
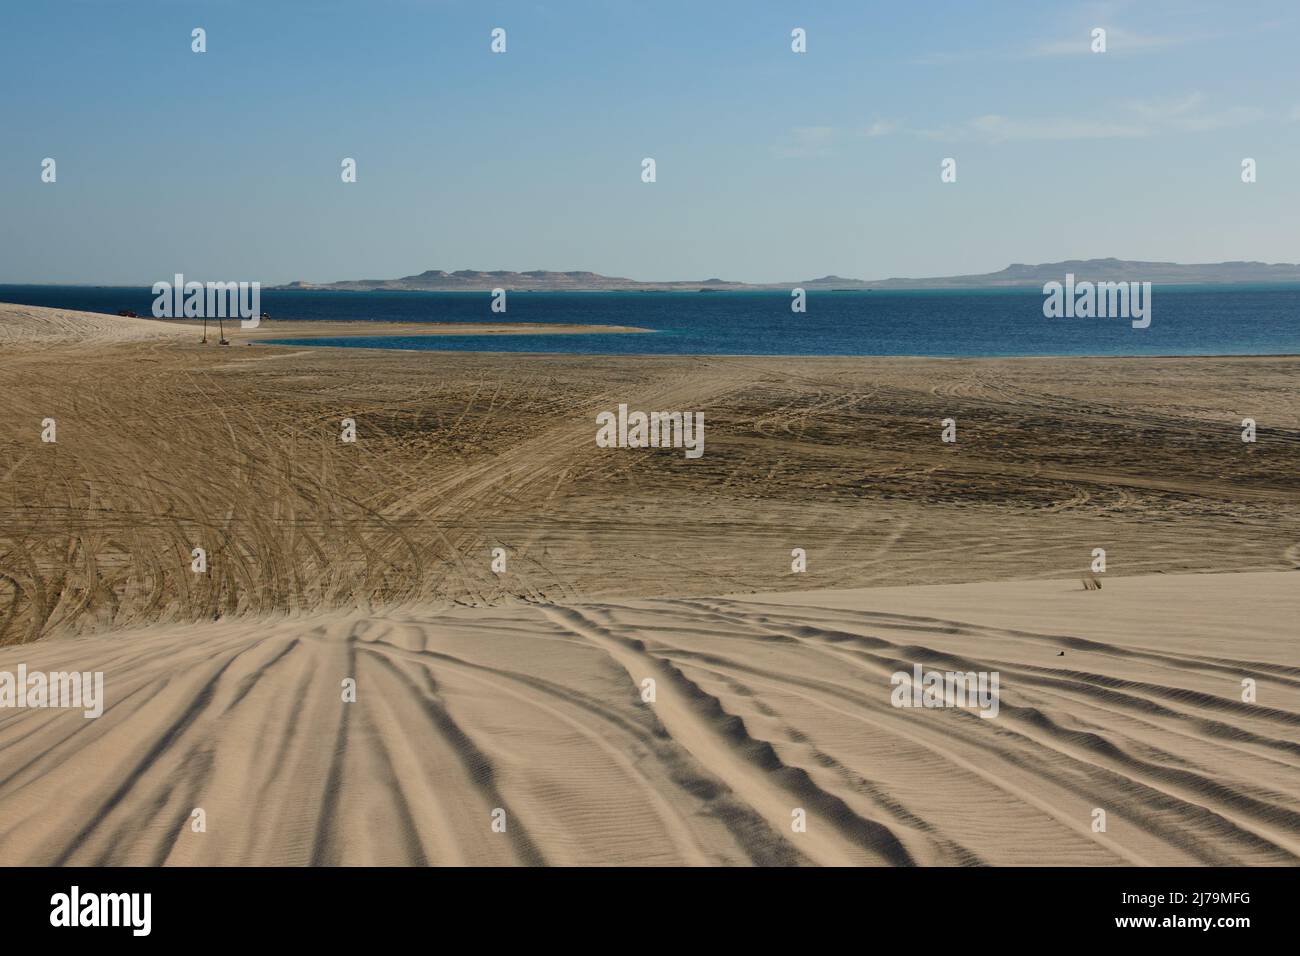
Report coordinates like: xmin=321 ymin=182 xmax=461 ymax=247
xmin=275 ymin=270 xmax=755 ymax=292
xmin=863 ymin=259 xmax=1300 ymax=289
xmin=275 ymin=259 xmax=1300 ymax=292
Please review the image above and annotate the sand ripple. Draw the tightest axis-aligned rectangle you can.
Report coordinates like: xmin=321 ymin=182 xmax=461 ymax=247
xmin=0 ymin=572 xmax=1294 ymax=866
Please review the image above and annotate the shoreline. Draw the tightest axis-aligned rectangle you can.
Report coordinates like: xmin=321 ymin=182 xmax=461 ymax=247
xmin=200 ymin=319 xmax=653 ymax=340
xmin=253 ymin=339 xmax=1300 ymax=360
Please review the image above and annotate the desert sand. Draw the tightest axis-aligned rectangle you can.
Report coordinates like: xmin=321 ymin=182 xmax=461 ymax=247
xmin=0 ymin=572 xmax=1295 ymax=865
xmin=0 ymin=304 xmax=1296 ymax=865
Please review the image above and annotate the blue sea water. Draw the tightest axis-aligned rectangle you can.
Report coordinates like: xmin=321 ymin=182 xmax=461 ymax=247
xmin=2 ymin=285 xmax=1298 ymax=358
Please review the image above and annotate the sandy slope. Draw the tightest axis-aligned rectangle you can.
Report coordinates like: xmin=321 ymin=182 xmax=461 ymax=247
xmin=1 ymin=303 xmax=1297 ymax=866
xmin=0 ymin=571 xmax=1294 ymax=866
xmin=0 ymin=303 xmax=192 ymax=347
xmin=3 ymin=304 xmax=1298 ymax=645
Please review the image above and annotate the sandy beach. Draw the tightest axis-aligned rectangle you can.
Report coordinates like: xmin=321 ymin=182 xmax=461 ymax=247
xmin=1 ymin=304 xmax=1296 ymax=866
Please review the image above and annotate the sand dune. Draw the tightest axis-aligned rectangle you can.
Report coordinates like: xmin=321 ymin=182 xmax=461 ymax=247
xmin=0 ymin=572 xmax=1294 ymax=866
xmin=0 ymin=303 xmax=192 ymax=347
xmin=1 ymin=303 xmax=1297 ymax=866
xmin=3 ymin=304 xmax=1297 ymax=645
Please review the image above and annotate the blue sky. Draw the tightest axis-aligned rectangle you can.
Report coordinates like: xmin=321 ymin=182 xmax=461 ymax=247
xmin=2 ymin=0 xmax=1298 ymax=284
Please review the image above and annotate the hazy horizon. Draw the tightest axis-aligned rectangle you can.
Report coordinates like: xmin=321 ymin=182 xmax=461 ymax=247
xmin=3 ymin=0 xmax=1298 ymax=285
xmin=10 ymin=255 xmax=1300 ymax=291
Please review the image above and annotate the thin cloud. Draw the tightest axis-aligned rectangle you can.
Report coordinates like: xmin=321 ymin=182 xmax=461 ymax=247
xmin=771 ymin=126 xmax=839 ymax=159
xmin=1125 ymin=92 xmax=1206 ymax=118
xmin=1120 ymin=94 xmax=1266 ymax=132
xmin=1167 ymin=107 xmax=1269 ymax=132
xmin=919 ymin=94 xmax=1274 ymax=142
xmin=923 ymin=114 xmax=1149 ymax=142
xmin=771 ymin=121 xmax=898 ymax=157
xmin=773 ymin=94 xmax=1269 ymax=150
xmin=1030 ymin=27 xmax=1187 ymax=56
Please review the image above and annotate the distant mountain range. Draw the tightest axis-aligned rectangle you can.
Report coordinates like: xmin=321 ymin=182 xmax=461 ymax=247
xmin=274 ymin=259 xmax=1300 ymax=292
